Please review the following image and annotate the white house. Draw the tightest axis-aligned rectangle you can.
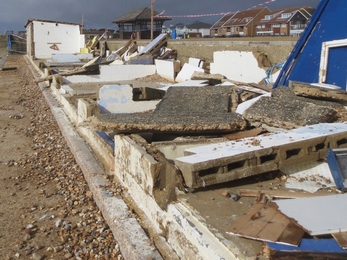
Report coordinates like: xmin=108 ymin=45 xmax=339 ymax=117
xmin=25 ymin=18 xmax=85 ymax=59
xmin=186 ymin=21 xmax=212 ymax=37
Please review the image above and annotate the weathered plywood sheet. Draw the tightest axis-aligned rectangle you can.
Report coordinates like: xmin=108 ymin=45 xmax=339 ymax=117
xmin=273 ymin=194 xmax=347 ymax=236
xmin=227 ymin=203 xmax=304 ymax=246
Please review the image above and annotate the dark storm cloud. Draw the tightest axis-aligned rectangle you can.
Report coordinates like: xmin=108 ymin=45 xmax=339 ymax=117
xmin=0 ymin=0 xmax=320 ymax=32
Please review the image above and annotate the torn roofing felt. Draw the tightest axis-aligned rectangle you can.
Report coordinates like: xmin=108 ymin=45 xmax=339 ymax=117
xmin=87 ymin=86 xmax=248 ymax=134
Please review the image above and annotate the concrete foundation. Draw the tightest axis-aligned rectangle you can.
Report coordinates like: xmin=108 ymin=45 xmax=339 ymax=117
xmin=24 ymin=39 xmax=346 ymax=259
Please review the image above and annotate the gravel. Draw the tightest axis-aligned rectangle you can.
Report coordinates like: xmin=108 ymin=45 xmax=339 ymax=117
xmin=0 ymin=55 xmax=124 ymax=260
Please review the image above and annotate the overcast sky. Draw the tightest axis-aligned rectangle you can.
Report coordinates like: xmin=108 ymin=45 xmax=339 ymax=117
xmin=1 ymin=0 xmax=320 ymax=33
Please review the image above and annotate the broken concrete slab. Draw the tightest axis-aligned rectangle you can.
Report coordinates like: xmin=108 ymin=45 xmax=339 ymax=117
xmin=174 ymin=123 xmax=347 ymax=188
xmin=86 ymin=86 xmax=247 ymax=134
xmin=155 ymin=59 xmax=180 ymax=81
xmin=175 ymin=63 xmax=204 ymax=83
xmin=243 ymin=87 xmax=338 ymax=129
xmin=154 ymin=86 xmax=236 ymax=115
xmin=210 ymin=51 xmax=269 ymax=84
xmin=290 ymin=81 xmax=347 ymax=102
xmin=191 ymin=71 xmax=225 ymax=85
xmin=98 ymin=84 xmax=160 ymax=114
xmin=87 ymin=112 xmax=246 ymax=134
xmin=188 ymin=57 xmax=204 ymax=69
xmin=236 ymin=93 xmax=271 ymax=115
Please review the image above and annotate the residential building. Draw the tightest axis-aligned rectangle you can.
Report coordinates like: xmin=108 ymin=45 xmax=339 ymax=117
xmin=211 ymin=8 xmax=271 ymax=37
xmin=112 ymin=7 xmax=171 ymax=40
xmin=255 ymin=6 xmax=315 ymax=36
xmin=186 ymin=21 xmax=212 ymax=37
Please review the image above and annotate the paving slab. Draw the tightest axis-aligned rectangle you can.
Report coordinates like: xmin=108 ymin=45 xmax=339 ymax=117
xmin=243 ymin=86 xmax=338 ymax=129
xmin=87 ymin=86 xmax=248 ymax=134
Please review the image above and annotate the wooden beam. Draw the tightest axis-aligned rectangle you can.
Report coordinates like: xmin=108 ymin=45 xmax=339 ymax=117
xmin=238 ymin=189 xmax=332 ymax=199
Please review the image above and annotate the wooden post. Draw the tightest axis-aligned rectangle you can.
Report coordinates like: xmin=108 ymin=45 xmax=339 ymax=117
xmin=151 ymin=0 xmax=154 ymax=40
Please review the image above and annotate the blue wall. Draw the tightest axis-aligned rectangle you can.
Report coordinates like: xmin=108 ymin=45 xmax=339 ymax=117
xmin=274 ymin=0 xmax=347 ymax=90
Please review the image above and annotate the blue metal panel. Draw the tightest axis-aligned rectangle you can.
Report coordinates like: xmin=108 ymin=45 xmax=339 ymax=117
xmin=267 ymin=238 xmax=347 ymax=253
xmin=274 ymin=0 xmax=347 ymax=90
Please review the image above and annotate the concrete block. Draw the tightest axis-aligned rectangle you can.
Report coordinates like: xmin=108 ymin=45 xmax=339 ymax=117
xmin=60 ymin=84 xmax=74 ymax=95
xmin=167 ymin=203 xmax=237 ymax=260
xmin=155 ymin=59 xmax=180 ymax=81
xmin=77 ymin=98 xmax=97 ymax=123
xmin=175 ymin=63 xmax=204 ymax=83
xmin=175 ymin=123 xmax=347 ymax=188
xmin=210 ymin=51 xmax=267 ymax=84
xmin=98 ymin=84 xmax=159 ymax=114
xmin=114 ymin=135 xmax=158 ymax=196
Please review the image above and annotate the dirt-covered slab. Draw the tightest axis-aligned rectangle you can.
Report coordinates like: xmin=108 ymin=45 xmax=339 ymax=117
xmin=87 ymin=86 xmax=248 ymax=134
xmin=87 ymin=112 xmax=247 ymax=134
xmin=243 ymin=86 xmax=338 ymax=129
xmin=289 ymin=81 xmax=347 ymax=102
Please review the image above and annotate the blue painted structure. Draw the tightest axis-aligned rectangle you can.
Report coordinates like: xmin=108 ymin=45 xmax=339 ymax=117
xmin=171 ymin=29 xmax=176 ymax=39
xmin=267 ymin=238 xmax=347 ymax=254
xmin=326 ymin=148 xmax=347 ymax=191
xmin=274 ymin=0 xmax=347 ymax=90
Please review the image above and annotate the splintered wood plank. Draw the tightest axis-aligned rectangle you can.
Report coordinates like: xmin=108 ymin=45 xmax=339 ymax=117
xmin=236 ymin=206 xmax=277 ymax=238
xmin=228 ymin=203 xmax=264 ymax=234
xmin=332 ymin=232 xmax=347 ymax=249
xmin=276 ymin=222 xmax=305 ymax=246
xmin=227 ymin=203 xmax=304 ymax=246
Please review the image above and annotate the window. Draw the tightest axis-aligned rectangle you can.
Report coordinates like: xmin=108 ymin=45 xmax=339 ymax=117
xmin=281 ymin=24 xmax=287 ymax=28
xmin=281 ymin=13 xmax=292 ymax=19
xmin=264 ymin=15 xmax=272 ymax=20
xmin=273 ymin=24 xmax=280 ymax=28
xmin=242 ymin=17 xmax=252 ymax=23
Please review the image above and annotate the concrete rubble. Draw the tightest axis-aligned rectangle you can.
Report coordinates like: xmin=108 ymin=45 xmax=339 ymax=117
xmin=23 ymin=27 xmax=347 ymax=259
